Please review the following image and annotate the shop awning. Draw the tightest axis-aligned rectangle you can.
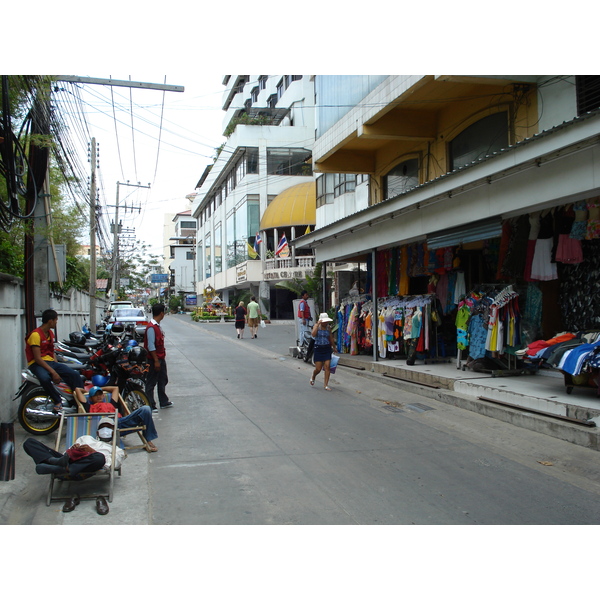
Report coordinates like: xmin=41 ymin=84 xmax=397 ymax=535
xmin=426 ymin=219 xmax=502 ymax=249
xmin=260 ymin=182 xmax=316 ymax=229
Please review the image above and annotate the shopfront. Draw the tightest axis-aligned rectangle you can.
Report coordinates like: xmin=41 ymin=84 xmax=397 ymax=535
xmin=332 ymin=199 xmax=599 ymax=377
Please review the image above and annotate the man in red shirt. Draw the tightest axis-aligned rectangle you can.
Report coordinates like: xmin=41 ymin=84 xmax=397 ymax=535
xmin=297 ymin=290 xmax=312 ymax=344
xmin=25 ymin=309 xmax=84 ymax=412
xmin=144 ymin=303 xmax=173 ymax=410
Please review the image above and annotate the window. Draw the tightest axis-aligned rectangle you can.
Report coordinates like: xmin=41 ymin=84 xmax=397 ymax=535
xmin=267 ymin=94 xmax=277 ymax=108
xmin=276 ymin=79 xmax=284 ymax=100
xmin=225 ymin=198 xmax=259 ymax=268
xmin=214 ymin=223 xmax=222 ymax=274
xmin=317 ymin=174 xmax=334 ymax=207
xmin=227 ymin=170 xmax=236 ymax=195
xmin=180 ymin=220 xmax=196 ymax=230
xmin=234 ymin=147 xmax=259 ymax=183
xmin=259 ymin=75 xmax=267 ymax=91
xmin=334 ymin=173 xmax=356 ymax=198
xmin=384 ymin=159 xmax=419 ymax=200
xmin=205 ymin=234 xmax=211 ymax=278
xmin=226 ymin=212 xmax=236 ymax=269
xmin=251 ymin=86 xmax=259 ymax=103
xmin=291 ymin=75 xmax=302 ymax=82
xmin=576 ymin=76 xmax=600 ymax=116
xmin=186 ymin=251 xmax=194 ymax=261
xmin=449 ymin=112 xmax=508 ymax=171
xmin=246 ymin=147 xmax=258 ymax=174
xmin=267 ymin=148 xmax=312 ymax=176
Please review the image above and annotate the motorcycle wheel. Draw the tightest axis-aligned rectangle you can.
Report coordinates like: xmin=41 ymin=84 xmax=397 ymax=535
xmin=122 ymin=385 xmax=150 ymax=413
xmin=18 ymin=387 xmax=60 ymax=435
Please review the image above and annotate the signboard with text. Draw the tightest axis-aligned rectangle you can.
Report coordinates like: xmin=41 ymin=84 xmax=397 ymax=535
xmin=151 ymin=274 xmax=169 ymax=283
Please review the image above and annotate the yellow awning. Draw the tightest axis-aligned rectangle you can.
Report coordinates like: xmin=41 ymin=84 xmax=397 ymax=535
xmin=260 ymin=182 xmax=316 ymax=230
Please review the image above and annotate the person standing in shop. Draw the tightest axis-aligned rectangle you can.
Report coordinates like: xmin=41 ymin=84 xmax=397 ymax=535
xmin=297 ymin=290 xmax=312 ymax=345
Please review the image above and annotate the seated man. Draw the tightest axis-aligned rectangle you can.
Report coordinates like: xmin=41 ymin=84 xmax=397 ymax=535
xmin=25 ymin=309 xmax=85 ymax=412
xmin=74 ymin=385 xmax=158 ymax=452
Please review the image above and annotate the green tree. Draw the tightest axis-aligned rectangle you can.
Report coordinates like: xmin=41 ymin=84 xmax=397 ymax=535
xmin=1 ymin=76 xmax=88 ymax=289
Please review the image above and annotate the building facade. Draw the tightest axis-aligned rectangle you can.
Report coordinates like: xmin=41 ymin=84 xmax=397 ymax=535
xmin=294 ymin=75 xmax=600 ymax=361
xmin=192 ymin=75 xmax=317 ymax=319
xmin=169 ymin=210 xmax=197 ymax=299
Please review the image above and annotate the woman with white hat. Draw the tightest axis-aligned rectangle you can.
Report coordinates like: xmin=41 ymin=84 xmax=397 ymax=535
xmin=310 ymin=313 xmax=335 ymax=390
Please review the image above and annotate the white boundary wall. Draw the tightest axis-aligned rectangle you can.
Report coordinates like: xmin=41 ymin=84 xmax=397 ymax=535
xmin=0 ymin=273 xmax=107 ymax=423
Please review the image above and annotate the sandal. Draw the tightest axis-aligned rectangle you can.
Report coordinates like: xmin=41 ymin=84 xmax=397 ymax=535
xmin=309 ymin=379 xmax=315 ymax=386
xmin=146 ymin=442 xmax=158 ymax=453
xmin=324 ymin=386 xmax=331 ymax=391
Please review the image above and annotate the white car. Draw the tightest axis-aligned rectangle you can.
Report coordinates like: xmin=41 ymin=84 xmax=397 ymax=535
xmin=108 ymin=308 xmax=150 ymax=340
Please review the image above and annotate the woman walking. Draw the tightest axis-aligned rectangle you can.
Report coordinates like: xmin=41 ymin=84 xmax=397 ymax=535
xmin=235 ymin=301 xmax=247 ymax=339
xmin=309 ymin=313 xmax=335 ymax=390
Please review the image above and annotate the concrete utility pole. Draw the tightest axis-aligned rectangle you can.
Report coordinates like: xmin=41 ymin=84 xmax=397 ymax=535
xmin=110 ymin=181 xmax=149 ymax=301
xmin=89 ymin=138 xmax=98 ymax=329
xmin=24 ymin=90 xmax=51 ymax=332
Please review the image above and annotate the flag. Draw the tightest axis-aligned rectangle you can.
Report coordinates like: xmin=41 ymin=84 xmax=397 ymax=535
xmin=253 ymin=232 xmax=262 ymax=253
xmin=247 ymin=242 xmax=258 ymax=259
xmin=275 ymin=233 xmax=289 ymax=257
xmin=304 ymin=225 xmax=311 ymax=235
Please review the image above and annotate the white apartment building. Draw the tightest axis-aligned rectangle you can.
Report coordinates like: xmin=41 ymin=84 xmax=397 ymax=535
xmin=192 ymin=75 xmax=317 ymax=319
xmin=169 ymin=210 xmax=197 ymax=299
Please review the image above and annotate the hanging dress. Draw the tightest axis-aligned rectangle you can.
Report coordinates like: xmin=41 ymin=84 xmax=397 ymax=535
xmin=530 ymin=211 xmax=558 ymax=281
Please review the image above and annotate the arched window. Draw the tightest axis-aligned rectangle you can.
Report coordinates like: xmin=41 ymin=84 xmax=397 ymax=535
xmin=384 ymin=158 xmax=419 ymax=200
xmin=449 ymin=112 xmax=508 ymax=170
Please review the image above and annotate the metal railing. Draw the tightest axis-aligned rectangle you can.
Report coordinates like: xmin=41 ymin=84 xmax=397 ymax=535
xmin=264 ymin=256 xmax=315 ymax=271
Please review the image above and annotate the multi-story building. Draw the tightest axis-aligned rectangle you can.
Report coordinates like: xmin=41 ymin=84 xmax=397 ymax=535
xmin=192 ymin=75 xmax=317 ymax=319
xmin=168 ymin=210 xmax=197 ymax=301
xmin=294 ymin=75 xmax=600 ymax=357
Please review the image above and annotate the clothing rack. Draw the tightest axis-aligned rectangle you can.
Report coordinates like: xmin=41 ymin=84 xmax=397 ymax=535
xmin=456 ymin=284 xmax=525 ymax=375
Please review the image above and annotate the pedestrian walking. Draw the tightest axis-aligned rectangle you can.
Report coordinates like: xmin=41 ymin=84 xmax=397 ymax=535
xmin=144 ymin=303 xmax=173 ymax=410
xmin=309 ymin=313 xmax=335 ymax=391
xmin=235 ymin=301 xmax=247 ymax=339
xmin=247 ymin=296 xmax=260 ymax=339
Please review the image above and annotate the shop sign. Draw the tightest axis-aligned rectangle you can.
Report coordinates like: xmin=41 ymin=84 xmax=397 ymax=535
xmin=236 ymin=264 xmax=247 ymax=283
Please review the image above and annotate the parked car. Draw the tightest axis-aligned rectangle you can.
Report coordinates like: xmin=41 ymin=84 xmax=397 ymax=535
xmin=101 ymin=300 xmax=136 ymax=328
xmin=108 ymin=308 xmax=150 ymax=340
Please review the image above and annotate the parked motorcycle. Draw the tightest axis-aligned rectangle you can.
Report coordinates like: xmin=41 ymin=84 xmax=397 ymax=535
xmin=14 ymin=339 xmax=150 ymax=436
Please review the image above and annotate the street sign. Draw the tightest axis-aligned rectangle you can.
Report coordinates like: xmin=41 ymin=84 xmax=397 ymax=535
xmin=151 ymin=274 xmax=169 ymax=283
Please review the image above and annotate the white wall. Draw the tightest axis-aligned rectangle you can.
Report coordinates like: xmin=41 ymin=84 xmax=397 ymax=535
xmin=0 ymin=276 xmax=108 ymax=423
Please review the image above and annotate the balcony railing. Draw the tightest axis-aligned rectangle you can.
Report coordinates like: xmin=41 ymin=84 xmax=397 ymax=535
xmin=264 ymin=256 xmax=315 ymax=271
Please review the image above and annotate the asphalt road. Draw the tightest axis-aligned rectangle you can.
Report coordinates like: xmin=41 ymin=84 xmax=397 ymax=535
xmin=145 ymin=315 xmax=600 ymax=525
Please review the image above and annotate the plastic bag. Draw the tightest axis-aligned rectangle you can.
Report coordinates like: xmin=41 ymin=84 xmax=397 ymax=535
xmin=260 ymin=320 xmax=266 ymax=328
xmin=329 ymin=354 xmax=340 ymax=374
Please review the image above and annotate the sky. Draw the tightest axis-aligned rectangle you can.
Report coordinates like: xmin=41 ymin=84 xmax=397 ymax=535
xmin=62 ymin=74 xmax=228 ymax=257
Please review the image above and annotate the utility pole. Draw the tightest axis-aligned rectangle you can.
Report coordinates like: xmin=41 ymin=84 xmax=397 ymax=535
xmin=109 ymin=181 xmax=149 ymax=301
xmin=89 ymin=138 xmax=98 ymax=329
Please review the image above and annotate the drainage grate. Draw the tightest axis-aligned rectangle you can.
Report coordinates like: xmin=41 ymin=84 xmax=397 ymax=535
xmin=406 ymin=403 xmax=435 ymax=413
xmin=382 ymin=405 xmax=404 ymax=413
